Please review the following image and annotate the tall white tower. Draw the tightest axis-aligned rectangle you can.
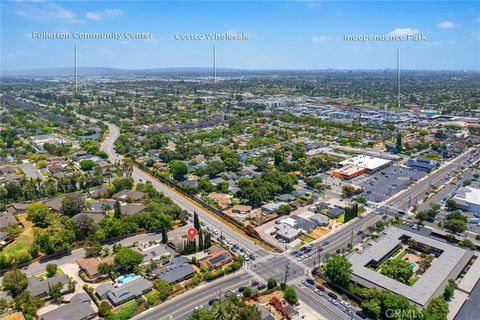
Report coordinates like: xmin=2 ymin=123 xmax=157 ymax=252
xmin=74 ymin=44 xmax=78 ymax=93
xmin=213 ymin=45 xmax=217 ymax=83
xmin=397 ymin=48 xmax=400 ymax=108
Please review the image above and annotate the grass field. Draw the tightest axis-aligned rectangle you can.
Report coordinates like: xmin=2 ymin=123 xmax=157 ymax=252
xmin=3 ymin=214 xmax=34 ymax=258
xmin=299 ymin=234 xmax=315 ymax=244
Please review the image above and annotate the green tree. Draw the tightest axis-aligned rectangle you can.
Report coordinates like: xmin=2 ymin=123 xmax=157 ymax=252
xmin=98 ymin=300 xmax=112 ymax=317
xmin=361 ymin=299 xmax=381 ymax=320
xmin=26 ymin=202 xmax=51 ymax=227
xmin=161 ymin=225 xmax=168 ymax=244
xmin=169 ymin=160 xmax=188 ymax=180
xmin=61 ymin=194 xmax=85 ymax=216
xmin=13 ymin=291 xmax=42 ymax=318
xmin=114 ymin=200 xmax=122 ymax=219
xmin=152 ymin=279 xmax=172 ymax=300
xmin=324 ymin=254 xmax=352 ymax=288
xmin=79 ymin=159 xmax=97 ymax=171
xmin=443 ymin=279 xmax=457 ymax=300
xmin=193 ymin=211 xmax=201 ymax=231
xmin=283 ymin=285 xmax=298 ymax=305
xmin=49 ymin=281 xmax=64 ymax=303
xmin=396 ymin=132 xmax=403 ymax=151
xmin=2 ymin=269 xmax=28 ymax=296
xmin=445 ymin=199 xmax=457 ymax=211
xmin=267 ymin=278 xmax=277 ymax=289
xmin=46 ymin=263 xmax=57 ymax=278
xmin=277 ymin=204 xmax=292 ymax=216
xmin=424 ymin=297 xmax=449 ymax=320
xmin=380 ymin=258 xmax=413 ymax=284
xmin=446 ymin=219 xmax=467 ymax=233
xmin=114 ymin=247 xmax=143 ymax=272
xmin=242 ymin=287 xmax=252 ymax=299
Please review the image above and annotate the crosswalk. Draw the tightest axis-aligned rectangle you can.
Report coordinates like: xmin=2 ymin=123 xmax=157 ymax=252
xmin=287 ymin=275 xmax=308 ymax=286
xmin=244 ymin=267 xmax=265 ymax=284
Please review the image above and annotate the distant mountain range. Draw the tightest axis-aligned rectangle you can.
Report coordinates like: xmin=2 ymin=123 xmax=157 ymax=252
xmin=1 ymin=67 xmax=476 ymax=77
xmin=1 ymin=67 xmax=248 ymax=77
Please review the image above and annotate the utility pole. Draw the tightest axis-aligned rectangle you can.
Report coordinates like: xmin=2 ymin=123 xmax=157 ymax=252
xmin=283 ymin=262 xmax=290 ymax=285
xmin=350 ymin=229 xmax=354 ymax=247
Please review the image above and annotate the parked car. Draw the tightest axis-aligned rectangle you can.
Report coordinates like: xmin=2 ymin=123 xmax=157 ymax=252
xmin=314 ymin=289 xmax=324 ymax=296
xmin=328 ymin=292 xmax=337 ymax=299
xmin=251 ymin=280 xmax=259 ymax=286
xmin=316 ymin=284 xmax=325 ymax=291
xmin=258 ymin=284 xmax=266 ymax=290
xmin=356 ymin=311 xmax=368 ymax=319
xmin=328 ymin=298 xmax=338 ymax=305
xmin=306 ymin=278 xmax=315 ymax=285
xmin=208 ymin=298 xmax=219 ymax=306
xmin=340 ymin=301 xmax=351 ymax=308
xmin=238 ymin=286 xmax=245 ymax=292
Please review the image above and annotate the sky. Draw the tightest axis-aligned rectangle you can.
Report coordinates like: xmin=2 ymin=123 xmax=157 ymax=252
xmin=1 ymin=0 xmax=480 ymax=71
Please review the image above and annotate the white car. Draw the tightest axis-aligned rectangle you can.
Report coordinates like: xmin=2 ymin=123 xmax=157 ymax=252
xmin=340 ymin=301 xmax=351 ymax=308
xmin=194 ymin=305 xmax=203 ymax=311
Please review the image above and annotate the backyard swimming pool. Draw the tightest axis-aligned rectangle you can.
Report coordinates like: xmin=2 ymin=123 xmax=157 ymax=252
xmin=118 ymin=274 xmax=137 ymax=284
xmin=408 ymin=262 xmax=417 ymax=269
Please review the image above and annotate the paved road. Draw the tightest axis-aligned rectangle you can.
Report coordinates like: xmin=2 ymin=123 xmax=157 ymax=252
xmin=134 ymin=271 xmax=252 ymax=320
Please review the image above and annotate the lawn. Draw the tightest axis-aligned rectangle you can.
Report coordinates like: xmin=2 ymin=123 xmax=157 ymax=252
xmin=299 ymin=234 xmax=315 ymax=244
xmin=3 ymin=214 xmax=34 ymax=258
xmin=336 ymin=214 xmax=345 ymax=223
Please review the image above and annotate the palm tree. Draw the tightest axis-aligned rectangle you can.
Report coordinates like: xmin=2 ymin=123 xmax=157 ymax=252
xmin=211 ymin=300 xmax=236 ymax=320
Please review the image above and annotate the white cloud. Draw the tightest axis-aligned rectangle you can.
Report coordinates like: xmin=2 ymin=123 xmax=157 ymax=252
xmin=387 ymin=28 xmax=419 ymax=37
xmin=436 ymin=21 xmax=459 ymax=29
xmin=85 ymin=12 xmax=101 ymax=20
xmin=13 ymin=1 xmax=82 ymax=23
xmin=85 ymin=9 xmax=123 ymax=20
xmin=311 ymin=35 xmax=331 ymax=43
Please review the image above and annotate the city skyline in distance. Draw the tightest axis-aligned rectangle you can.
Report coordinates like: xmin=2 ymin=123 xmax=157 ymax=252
xmin=2 ymin=0 xmax=480 ymax=71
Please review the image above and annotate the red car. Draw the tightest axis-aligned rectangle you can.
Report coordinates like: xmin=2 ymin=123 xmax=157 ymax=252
xmin=316 ymin=284 xmax=325 ymax=291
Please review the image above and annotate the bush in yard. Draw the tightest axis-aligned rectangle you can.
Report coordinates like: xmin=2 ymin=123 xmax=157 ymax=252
xmin=98 ymin=301 xmax=112 ymax=317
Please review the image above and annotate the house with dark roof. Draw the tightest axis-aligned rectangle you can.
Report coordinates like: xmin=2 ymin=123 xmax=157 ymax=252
xmin=120 ymin=204 xmax=146 ymax=215
xmin=112 ymin=190 xmax=145 ymax=202
xmin=6 ymin=203 xmax=29 ymax=215
xmin=27 ymin=274 xmax=70 ymax=298
xmin=0 ymin=212 xmax=18 ymax=230
xmin=95 ymin=276 xmax=153 ymax=306
xmin=39 ymin=293 xmax=96 ymax=320
xmin=88 ymin=185 xmax=109 ymax=199
xmin=327 ymin=206 xmax=345 ymax=219
xmin=155 ymin=257 xmax=195 ymax=284
xmin=198 ymin=245 xmax=234 ymax=271
xmin=72 ymin=211 xmax=106 ymax=224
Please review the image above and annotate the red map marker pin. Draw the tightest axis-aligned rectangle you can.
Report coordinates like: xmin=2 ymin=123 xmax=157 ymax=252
xmin=187 ymin=227 xmax=197 ymax=240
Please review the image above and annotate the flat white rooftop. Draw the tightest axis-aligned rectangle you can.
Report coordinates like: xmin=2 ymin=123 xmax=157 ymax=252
xmin=348 ymin=227 xmax=472 ymax=307
xmin=453 ymin=186 xmax=480 ymax=206
xmin=340 ymin=155 xmax=391 ymax=171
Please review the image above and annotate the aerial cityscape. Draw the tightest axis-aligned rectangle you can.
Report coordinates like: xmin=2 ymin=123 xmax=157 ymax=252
xmin=1 ymin=1 xmax=480 ymax=320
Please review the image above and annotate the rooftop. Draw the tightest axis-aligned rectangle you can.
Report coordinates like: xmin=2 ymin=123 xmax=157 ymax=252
xmin=348 ymin=226 xmax=472 ymax=307
xmin=340 ymin=155 xmax=391 ymax=171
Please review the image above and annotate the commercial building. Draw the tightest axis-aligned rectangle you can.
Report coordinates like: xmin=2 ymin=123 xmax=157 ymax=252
xmin=347 ymin=227 xmax=473 ymax=308
xmin=339 ymin=155 xmax=392 ymax=173
xmin=452 ymin=187 xmax=480 ymax=216
xmin=406 ymin=157 xmax=439 ymax=172
xmin=332 ymin=165 xmax=365 ymax=179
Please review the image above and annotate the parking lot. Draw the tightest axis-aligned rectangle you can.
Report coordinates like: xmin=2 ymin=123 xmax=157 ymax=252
xmin=359 ymin=166 xmax=426 ymax=203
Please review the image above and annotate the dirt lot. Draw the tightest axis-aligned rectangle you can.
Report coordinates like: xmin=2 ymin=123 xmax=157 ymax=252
xmin=308 ymin=227 xmax=330 ymax=239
